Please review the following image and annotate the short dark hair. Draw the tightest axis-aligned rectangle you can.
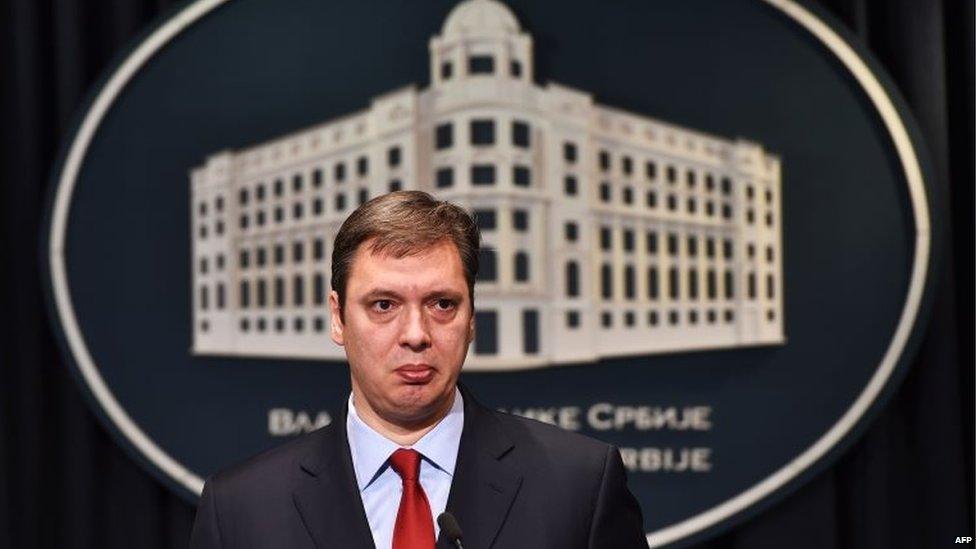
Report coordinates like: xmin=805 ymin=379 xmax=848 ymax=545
xmin=331 ymin=190 xmax=480 ymax=318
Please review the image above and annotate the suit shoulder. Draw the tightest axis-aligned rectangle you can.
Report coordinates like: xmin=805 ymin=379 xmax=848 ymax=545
xmin=207 ymin=425 xmax=326 ymax=494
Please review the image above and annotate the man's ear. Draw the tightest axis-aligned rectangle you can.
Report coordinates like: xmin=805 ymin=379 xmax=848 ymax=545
xmin=328 ymin=290 xmax=345 ymax=346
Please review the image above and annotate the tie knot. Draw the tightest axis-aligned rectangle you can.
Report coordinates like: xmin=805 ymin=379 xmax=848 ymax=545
xmin=389 ymin=448 xmax=422 ymax=481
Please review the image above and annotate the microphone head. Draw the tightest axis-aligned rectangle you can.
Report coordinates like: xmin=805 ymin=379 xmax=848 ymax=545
xmin=437 ymin=512 xmax=463 ymax=542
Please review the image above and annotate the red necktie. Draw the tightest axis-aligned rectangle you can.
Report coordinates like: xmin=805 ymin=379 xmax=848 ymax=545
xmin=389 ymin=448 xmax=436 ymax=549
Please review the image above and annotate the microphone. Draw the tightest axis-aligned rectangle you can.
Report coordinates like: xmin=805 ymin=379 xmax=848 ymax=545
xmin=437 ymin=512 xmax=464 ymax=549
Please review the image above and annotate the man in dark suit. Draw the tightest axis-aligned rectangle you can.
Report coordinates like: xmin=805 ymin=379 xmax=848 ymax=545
xmin=190 ymin=191 xmax=648 ymax=548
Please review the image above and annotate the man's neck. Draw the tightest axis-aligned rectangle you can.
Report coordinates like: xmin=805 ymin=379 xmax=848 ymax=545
xmin=351 ymin=389 xmax=456 ymax=447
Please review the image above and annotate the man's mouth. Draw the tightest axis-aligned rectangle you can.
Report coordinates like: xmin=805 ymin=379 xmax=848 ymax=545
xmin=395 ymin=363 xmax=434 ymax=384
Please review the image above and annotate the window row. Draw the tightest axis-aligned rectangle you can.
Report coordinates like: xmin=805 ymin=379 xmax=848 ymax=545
xmin=589 ymin=307 xmax=744 ymax=330
xmin=472 ymin=208 xmax=531 ymax=232
xmin=237 ymin=274 xmax=330 ymax=310
xmin=233 ymin=315 xmax=329 ymax=334
xmin=435 ymin=164 xmax=532 ymax=188
xmin=588 ymin=264 xmax=776 ymax=302
xmin=592 ymin=151 xmax=742 ymax=195
xmin=238 ymin=239 xmax=328 ymax=270
xmin=435 ymin=119 xmax=530 ymax=150
xmin=440 ymin=55 xmax=522 ymax=81
xmin=475 ymin=250 xmax=532 ymax=283
xmin=236 ymin=188 xmax=377 ymax=230
xmin=472 ymin=308 xmax=537 ymax=356
xmin=197 ymin=196 xmax=225 ymax=216
xmin=197 ymin=254 xmax=226 ymax=275
xmin=233 ymin=149 xmax=401 ymax=206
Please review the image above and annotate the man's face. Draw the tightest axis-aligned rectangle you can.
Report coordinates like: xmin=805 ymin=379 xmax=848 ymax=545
xmin=329 ymin=238 xmax=475 ymax=426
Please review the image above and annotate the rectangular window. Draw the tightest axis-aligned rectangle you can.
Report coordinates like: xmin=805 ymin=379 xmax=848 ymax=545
xmin=312 ymin=169 xmax=322 ymax=187
xmin=441 ymin=62 xmax=453 ymax=79
xmin=471 ymin=165 xmax=496 ymax=185
xmin=477 ymin=249 xmax=497 ymax=281
xmin=565 ymin=222 xmax=578 ymax=242
xmin=599 ymin=182 xmax=611 ymax=202
xmin=513 ymin=166 xmax=531 ymax=187
xmin=510 ymin=60 xmax=522 ymax=77
xmin=257 ymin=279 xmax=266 ymax=307
xmin=468 ymin=55 xmax=494 ymax=74
xmin=435 ymin=123 xmax=453 ymax=150
xmin=599 ymin=150 xmax=610 ymax=171
xmin=513 ymin=209 xmax=528 ymax=231
xmin=314 ymin=274 xmax=325 ymax=305
xmin=436 ymin=167 xmax=454 ymax=188
xmin=294 ymin=275 xmax=304 ymax=306
xmin=313 ymin=238 xmax=324 ymax=260
xmin=623 ymin=229 xmax=634 ymax=252
xmin=648 ymin=268 xmax=659 ymax=300
xmin=470 ymin=120 xmax=495 ymax=145
xmin=240 ymin=280 xmax=250 ymax=309
xmin=564 ymin=175 xmax=578 ymax=196
xmin=624 ymin=266 xmax=635 ymax=299
xmin=669 ymin=268 xmax=680 ymax=299
xmin=334 ymin=163 xmax=346 ymax=183
xmin=357 ymin=156 xmax=369 ymax=176
xmin=566 ymin=310 xmax=580 ymax=328
xmin=387 ymin=146 xmax=401 ymax=167
xmin=563 ymin=142 xmax=577 ymax=163
xmin=474 ymin=209 xmax=496 ymax=230
xmin=601 ymin=264 xmax=613 ymax=299
xmin=522 ymin=309 xmax=539 ymax=354
xmin=646 ymin=232 xmax=658 ymax=254
xmin=292 ymin=174 xmax=303 ymax=192
xmin=646 ymin=161 xmax=657 ymax=179
xmin=293 ymin=241 xmax=304 ymax=263
xmin=474 ymin=311 xmax=498 ymax=354
xmin=512 ymin=121 xmax=530 ymax=148
xmin=275 ymin=277 xmax=285 ymax=307
xmin=600 ymin=227 xmax=612 ymax=250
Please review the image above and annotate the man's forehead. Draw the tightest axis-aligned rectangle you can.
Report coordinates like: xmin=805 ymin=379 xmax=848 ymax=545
xmin=348 ymin=238 xmax=466 ymax=290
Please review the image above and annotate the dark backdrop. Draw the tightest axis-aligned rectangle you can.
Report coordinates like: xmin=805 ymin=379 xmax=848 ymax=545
xmin=1 ymin=0 xmax=972 ymax=547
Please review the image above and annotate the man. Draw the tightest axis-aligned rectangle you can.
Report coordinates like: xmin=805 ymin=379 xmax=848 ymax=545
xmin=189 ymin=191 xmax=648 ymax=548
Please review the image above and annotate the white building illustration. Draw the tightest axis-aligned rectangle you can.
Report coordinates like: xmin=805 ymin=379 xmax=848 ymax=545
xmin=189 ymin=0 xmax=784 ymax=370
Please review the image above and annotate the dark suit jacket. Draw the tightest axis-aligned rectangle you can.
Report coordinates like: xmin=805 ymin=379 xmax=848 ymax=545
xmin=189 ymin=385 xmax=649 ymax=548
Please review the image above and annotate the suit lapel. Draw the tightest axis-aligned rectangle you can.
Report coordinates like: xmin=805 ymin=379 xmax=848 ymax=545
xmin=440 ymin=385 xmax=523 ymax=549
xmin=293 ymin=406 xmax=376 ymax=549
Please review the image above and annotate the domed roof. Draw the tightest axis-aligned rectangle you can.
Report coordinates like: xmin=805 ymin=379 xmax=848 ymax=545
xmin=441 ymin=0 xmax=521 ymax=36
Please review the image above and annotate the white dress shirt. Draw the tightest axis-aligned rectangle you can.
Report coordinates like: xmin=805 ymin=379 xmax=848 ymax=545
xmin=346 ymin=388 xmax=464 ymax=549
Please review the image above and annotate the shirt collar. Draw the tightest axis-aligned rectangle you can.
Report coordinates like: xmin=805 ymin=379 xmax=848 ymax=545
xmin=346 ymin=387 xmax=464 ymax=491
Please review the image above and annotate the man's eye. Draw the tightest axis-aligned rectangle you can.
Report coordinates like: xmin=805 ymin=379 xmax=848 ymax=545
xmin=373 ymin=300 xmax=393 ymax=311
xmin=434 ymin=299 xmax=456 ymax=311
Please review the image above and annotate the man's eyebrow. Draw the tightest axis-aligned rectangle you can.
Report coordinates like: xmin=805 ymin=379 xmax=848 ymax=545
xmin=360 ymin=288 xmax=464 ymax=301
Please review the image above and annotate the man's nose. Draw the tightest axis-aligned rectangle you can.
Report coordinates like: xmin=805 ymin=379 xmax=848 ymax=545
xmin=399 ymin=305 xmax=432 ymax=350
